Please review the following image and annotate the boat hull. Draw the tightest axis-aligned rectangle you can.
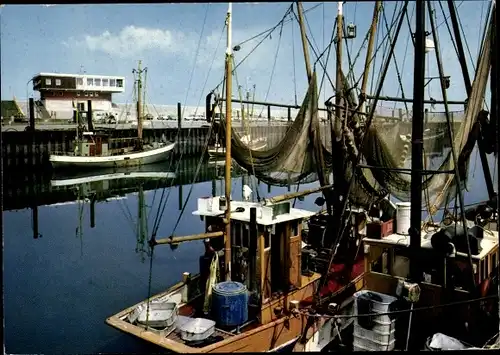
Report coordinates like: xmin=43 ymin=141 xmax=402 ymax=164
xmin=50 ymin=142 xmax=175 ymax=169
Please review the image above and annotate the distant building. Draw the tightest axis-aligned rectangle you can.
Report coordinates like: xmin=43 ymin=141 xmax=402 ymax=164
xmin=32 ymin=72 xmax=125 ymax=118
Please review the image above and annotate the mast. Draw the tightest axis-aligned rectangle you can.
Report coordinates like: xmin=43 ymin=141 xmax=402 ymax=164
xmin=134 ymin=60 xmax=144 ymax=147
xmin=224 ymin=2 xmax=233 ymax=282
xmin=360 ymin=1 xmax=382 ymax=113
xmin=296 ymin=2 xmax=312 ymax=82
xmin=409 ymin=0 xmax=426 ymax=283
xmin=336 ymin=1 xmax=343 ymax=134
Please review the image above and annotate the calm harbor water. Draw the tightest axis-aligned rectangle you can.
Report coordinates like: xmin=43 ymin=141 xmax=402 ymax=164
xmin=3 ymin=149 xmax=496 ymax=354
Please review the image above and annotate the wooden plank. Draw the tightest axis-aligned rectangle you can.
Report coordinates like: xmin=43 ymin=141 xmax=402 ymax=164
xmin=289 ymin=235 xmax=301 ymax=288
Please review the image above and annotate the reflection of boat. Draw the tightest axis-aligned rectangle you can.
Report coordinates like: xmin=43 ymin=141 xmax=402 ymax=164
xmin=51 ymin=170 xmax=176 ymax=187
xmin=49 ymin=61 xmax=175 ymax=170
xmin=208 ymin=135 xmax=267 ymax=157
xmin=50 ymin=162 xmax=176 ymax=187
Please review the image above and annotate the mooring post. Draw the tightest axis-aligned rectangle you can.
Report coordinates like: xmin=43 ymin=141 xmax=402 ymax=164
xmin=177 ymin=102 xmax=182 ymax=129
xmin=29 ymin=98 xmax=35 ymax=130
xmin=87 ymin=100 xmax=94 ymax=132
xmin=28 ymin=98 xmax=36 ymax=166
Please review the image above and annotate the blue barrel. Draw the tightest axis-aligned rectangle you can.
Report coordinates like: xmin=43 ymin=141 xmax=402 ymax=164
xmin=211 ymin=281 xmax=248 ymax=327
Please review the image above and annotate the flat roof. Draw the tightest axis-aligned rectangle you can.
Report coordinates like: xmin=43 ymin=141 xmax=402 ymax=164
xmin=33 ymin=72 xmax=125 ymax=80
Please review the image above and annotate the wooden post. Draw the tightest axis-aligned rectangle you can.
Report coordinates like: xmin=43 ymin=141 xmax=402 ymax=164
xmin=267 ymin=105 xmax=271 ymax=123
xmin=249 ymin=207 xmax=257 ymax=292
xmin=87 ymin=99 xmax=94 ymax=132
xmin=29 ymin=98 xmax=35 ymax=130
xmin=177 ymin=102 xmax=182 ymax=129
xmin=90 ymin=198 xmax=96 ymax=229
xmin=288 ymin=107 xmax=291 ymax=122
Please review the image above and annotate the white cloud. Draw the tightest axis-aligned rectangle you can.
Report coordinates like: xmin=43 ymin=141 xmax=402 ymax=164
xmin=68 ymin=26 xmax=195 ymax=58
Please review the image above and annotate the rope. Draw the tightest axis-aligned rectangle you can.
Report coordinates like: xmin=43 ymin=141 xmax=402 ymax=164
xmin=148 ymin=4 xmax=210 ymax=240
xmin=299 ymin=294 xmax=498 ymax=320
xmin=257 ymin=14 xmax=285 ymax=118
xmin=232 ymin=56 xmax=262 ymax=202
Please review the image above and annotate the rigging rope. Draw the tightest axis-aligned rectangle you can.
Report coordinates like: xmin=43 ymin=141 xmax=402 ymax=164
xmin=148 ymin=4 xmax=210 ymax=239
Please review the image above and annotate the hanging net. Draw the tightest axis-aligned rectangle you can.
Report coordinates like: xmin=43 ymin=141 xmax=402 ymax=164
xmin=213 ymin=10 xmax=493 ymax=212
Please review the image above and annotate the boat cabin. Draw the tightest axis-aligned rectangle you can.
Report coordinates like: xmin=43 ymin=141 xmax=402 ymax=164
xmin=193 ymin=196 xmax=320 ymax=325
xmin=74 ymin=131 xmax=140 ymax=157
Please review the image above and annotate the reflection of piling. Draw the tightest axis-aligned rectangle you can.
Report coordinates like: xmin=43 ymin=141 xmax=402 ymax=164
xmin=32 ymin=205 xmax=39 ymax=239
xmin=90 ymin=198 xmax=96 ymax=228
xmin=178 ymin=185 xmax=183 ymax=211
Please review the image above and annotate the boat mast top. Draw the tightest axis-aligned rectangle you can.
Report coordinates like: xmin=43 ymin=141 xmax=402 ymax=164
xmin=224 ymin=2 xmax=233 ymax=282
xmin=134 ymin=60 xmax=144 ymax=144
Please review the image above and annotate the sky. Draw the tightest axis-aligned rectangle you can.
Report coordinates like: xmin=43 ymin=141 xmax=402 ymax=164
xmin=0 ymin=1 xmax=493 ymax=111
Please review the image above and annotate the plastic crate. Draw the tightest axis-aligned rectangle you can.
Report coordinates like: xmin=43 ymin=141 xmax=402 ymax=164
xmin=354 ymin=323 xmax=396 ymax=345
xmin=353 ymin=290 xmax=398 ymax=325
xmin=353 ymin=334 xmax=396 ymax=351
xmin=354 ymin=316 xmax=396 ymax=334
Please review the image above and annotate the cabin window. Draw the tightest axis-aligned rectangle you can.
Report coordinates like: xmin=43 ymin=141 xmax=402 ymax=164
xmin=110 ymin=79 xmax=116 ymax=86
xmin=55 ymin=79 xmax=61 ymax=86
xmin=59 ymin=91 xmax=64 ymax=96
xmin=89 ymin=92 xmax=94 ymax=97
xmin=95 ymin=92 xmax=99 ymax=97
xmin=102 ymin=79 xmax=109 ymax=87
xmin=76 ymin=92 xmax=81 ymax=97
xmin=84 ymin=92 xmax=89 ymax=97
xmin=117 ymin=79 xmax=123 ymax=87
xmin=45 ymin=78 xmax=52 ymax=85
xmin=95 ymin=78 xmax=101 ymax=86
xmin=77 ymin=78 xmax=84 ymax=85
xmin=87 ymin=78 xmax=93 ymax=86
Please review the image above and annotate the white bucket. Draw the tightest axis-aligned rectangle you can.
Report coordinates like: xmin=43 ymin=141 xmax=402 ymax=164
xmin=396 ymin=202 xmax=411 ymax=235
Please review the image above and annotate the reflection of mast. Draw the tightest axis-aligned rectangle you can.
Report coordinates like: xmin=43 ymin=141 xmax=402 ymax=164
xmin=136 ymin=184 xmax=148 ymax=255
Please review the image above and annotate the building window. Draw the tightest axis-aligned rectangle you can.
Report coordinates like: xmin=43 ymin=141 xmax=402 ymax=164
xmin=76 ymin=92 xmax=81 ymax=97
xmin=55 ymin=79 xmax=62 ymax=86
xmin=95 ymin=78 xmax=101 ymax=86
xmin=95 ymin=92 xmax=99 ymax=97
xmin=102 ymin=79 xmax=109 ymax=87
xmin=87 ymin=78 xmax=93 ymax=86
xmin=117 ymin=79 xmax=123 ymax=87
xmin=77 ymin=78 xmax=84 ymax=85
xmin=45 ymin=78 xmax=52 ymax=85
xmin=110 ymin=79 xmax=116 ymax=87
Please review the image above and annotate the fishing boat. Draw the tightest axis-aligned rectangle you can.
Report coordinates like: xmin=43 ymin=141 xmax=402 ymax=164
xmin=49 ymin=61 xmax=175 ymax=170
xmin=106 ymin=0 xmax=499 ymax=352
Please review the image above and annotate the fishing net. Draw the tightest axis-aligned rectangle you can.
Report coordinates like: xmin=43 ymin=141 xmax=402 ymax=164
xmin=213 ymin=12 xmax=492 ymax=211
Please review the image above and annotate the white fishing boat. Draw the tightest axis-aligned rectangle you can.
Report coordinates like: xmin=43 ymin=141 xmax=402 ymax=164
xmin=50 ymin=139 xmax=175 ymax=169
xmin=49 ymin=61 xmax=175 ymax=170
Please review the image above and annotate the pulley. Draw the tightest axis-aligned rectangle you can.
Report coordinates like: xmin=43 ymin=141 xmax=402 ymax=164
xmin=346 ymin=23 xmax=357 ymax=39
